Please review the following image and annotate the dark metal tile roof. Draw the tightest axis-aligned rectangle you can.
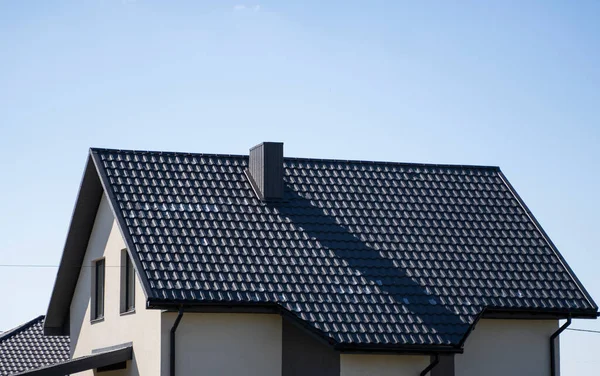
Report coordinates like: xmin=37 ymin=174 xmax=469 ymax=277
xmin=0 ymin=316 xmax=69 ymax=376
xmin=92 ymin=148 xmax=597 ymax=348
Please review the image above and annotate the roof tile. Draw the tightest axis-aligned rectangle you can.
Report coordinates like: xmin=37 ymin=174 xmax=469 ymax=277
xmin=92 ymin=149 xmax=597 ymax=348
xmin=0 ymin=316 xmax=69 ymax=376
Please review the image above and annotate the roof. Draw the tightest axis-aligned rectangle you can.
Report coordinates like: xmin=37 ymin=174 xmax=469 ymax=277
xmin=0 ymin=316 xmax=69 ymax=376
xmin=11 ymin=343 xmax=131 ymax=376
xmin=45 ymin=147 xmax=598 ymax=351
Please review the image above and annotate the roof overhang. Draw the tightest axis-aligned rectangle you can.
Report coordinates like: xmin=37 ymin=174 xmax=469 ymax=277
xmin=44 ymin=149 xmax=155 ymax=336
xmin=12 ymin=343 xmax=132 ymax=376
xmin=482 ymin=307 xmax=599 ymax=320
xmin=44 ymin=155 xmax=104 ymax=335
xmin=334 ymin=344 xmax=462 ymax=355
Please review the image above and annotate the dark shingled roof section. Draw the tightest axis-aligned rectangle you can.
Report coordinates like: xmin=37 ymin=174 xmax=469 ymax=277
xmin=0 ymin=316 xmax=69 ymax=376
xmin=92 ymin=148 xmax=597 ymax=348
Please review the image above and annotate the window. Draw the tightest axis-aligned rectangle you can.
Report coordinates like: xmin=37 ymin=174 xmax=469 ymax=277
xmin=92 ymin=259 xmax=105 ymax=320
xmin=120 ymin=250 xmax=135 ymax=313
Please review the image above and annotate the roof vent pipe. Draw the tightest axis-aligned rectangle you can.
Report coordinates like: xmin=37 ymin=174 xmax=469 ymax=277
xmin=246 ymin=142 xmax=284 ymax=201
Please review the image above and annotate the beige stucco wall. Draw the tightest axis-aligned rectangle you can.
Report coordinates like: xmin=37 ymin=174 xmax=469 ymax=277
xmin=455 ymin=319 xmax=558 ymax=376
xmin=340 ymin=354 xmax=429 ymax=376
xmin=69 ymin=193 xmax=162 ymax=376
xmin=160 ymin=313 xmax=282 ymax=376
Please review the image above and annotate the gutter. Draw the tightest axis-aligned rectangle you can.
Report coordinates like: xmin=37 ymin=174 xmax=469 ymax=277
xmin=550 ymin=316 xmax=571 ymax=376
xmin=419 ymin=354 xmax=439 ymax=376
xmin=170 ymin=307 xmax=184 ymax=376
xmin=334 ymin=344 xmax=461 ymax=355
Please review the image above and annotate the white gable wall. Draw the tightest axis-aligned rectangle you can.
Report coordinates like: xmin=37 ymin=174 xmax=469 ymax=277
xmin=69 ymin=193 xmax=162 ymax=376
xmin=455 ymin=319 xmax=558 ymax=376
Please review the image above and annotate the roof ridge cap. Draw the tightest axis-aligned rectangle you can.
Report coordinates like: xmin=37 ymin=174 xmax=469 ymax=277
xmin=284 ymin=156 xmax=501 ymax=171
xmin=89 ymin=147 xmax=501 ymax=171
xmin=0 ymin=315 xmax=45 ymax=342
xmin=90 ymin=147 xmax=247 ymax=159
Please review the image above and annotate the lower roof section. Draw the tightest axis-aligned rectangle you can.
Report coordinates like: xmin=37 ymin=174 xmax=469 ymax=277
xmin=12 ymin=343 xmax=132 ymax=376
xmin=0 ymin=316 xmax=69 ymax=376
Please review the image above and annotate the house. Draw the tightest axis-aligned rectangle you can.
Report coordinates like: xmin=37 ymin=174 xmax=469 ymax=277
xmin=22 ymin=142 xmax=598 ymax=376
xmin=0 ymin=316 xmax=69 ymax=376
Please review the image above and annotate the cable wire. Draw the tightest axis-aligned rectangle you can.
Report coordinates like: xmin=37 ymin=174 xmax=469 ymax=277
xmin=566 ymin=328 xmax=600 ymax=334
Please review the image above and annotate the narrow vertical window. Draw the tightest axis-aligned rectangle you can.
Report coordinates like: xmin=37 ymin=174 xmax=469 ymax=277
xmin=121 ymin=250 xmax=135 ymax=313
xmin=93 ymin=259 xmax=105 ymax=320
xmin=125 ymin=253 xmax=135 ymax=311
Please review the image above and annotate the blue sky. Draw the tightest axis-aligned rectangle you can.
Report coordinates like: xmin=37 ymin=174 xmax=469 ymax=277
xmin=1 ymin=1 xmax=599 ymax=373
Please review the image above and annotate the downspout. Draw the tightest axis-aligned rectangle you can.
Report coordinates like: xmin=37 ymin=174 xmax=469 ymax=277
xmin=170 ymin=306 xmax=184 ymax=376
xmin=550 ymin=316 xmax=571 ymax=376
xmin=420 ymin=354 xmax=439 ymax=376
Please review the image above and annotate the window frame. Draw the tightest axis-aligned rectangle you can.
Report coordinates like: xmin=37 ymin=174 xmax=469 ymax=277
xmin=91 ymin=258 xmax=105 ymax=321
xmin=120 ymin=249 xmax=136 ymax=314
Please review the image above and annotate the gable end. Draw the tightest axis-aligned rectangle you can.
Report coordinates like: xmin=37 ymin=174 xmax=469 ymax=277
xmin=44 ymin=150 xmax=154 ymax=335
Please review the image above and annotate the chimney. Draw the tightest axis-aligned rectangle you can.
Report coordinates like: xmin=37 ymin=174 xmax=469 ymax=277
xmin=246 ymin=142 xmax=284 ymax=201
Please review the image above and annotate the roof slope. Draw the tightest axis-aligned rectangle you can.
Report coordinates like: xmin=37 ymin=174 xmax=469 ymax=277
xmin=0 ymin=316 xmax=69 ymax=376
xmin=55 ymin=147 xmax=598 ymax=349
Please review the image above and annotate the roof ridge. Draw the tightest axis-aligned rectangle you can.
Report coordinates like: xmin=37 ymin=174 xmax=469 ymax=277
xmin=0 ymin=315 xmax=45 ymax=343
xmin=90 ymin=147 xmax=248 ymax=159
xmin=90 ymin=147 xmax=501 ymax=171
xmin=285 ymin=156 xmax=500 ymax=171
